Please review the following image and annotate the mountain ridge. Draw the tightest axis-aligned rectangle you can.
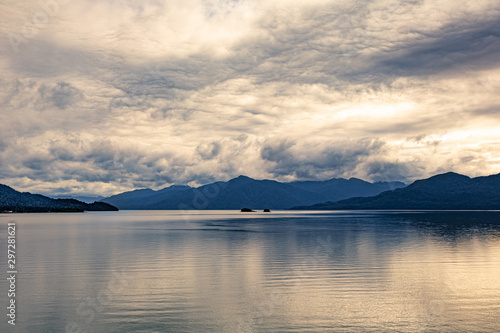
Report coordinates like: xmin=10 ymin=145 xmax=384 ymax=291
xmin=0 ymin=184 xmax=118 ymax=212
xmin=101 ymin=176 xmax=406 ymax=210
xmin=291 ymin=172 xmax=500 ymax=210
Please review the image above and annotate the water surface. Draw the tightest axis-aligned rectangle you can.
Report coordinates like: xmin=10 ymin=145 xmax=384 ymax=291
xmin=1 ymin=210 xmax=500 ymax=332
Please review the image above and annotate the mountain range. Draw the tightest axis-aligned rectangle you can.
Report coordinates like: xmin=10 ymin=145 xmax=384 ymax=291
xmin=0 ymin=184 xmax=118 ymax=212
xmin=102 ymin=176 xmax=405 ymax=210
xmin=3 ymin=172 xmax=500 ymax=212
xmin=292 ymin=172 xmax=500 ymax=210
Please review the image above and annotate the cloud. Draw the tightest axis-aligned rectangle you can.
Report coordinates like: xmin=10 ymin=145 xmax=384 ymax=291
xmin=0 ymin=0 xmax=499 ymax=196
xmin=373 ymin=15 xmax=500 ymax=77
xmin=196 ymin=141 xmax=221 ymax=160
xmin=38 ymin=81 xmax=84 ymax=110
xmin=364 ymin=161 xmax=424 ymax=183
xmin=261 ymin=137 xmax=386 ymax=180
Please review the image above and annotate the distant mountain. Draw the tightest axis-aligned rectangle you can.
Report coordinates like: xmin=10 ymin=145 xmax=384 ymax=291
xmin=0 ymin=184 xmax=118 ymax=212
xmin=103 ymin=185 xmax=191 ymax=210
xmin=291 ymin=172 xmax=500 ymax=210
xmin=102 ymin=176 xmax=406 ymax=210
xmin=50 ymin=195 xmax=104 ymax=204
xmin=142 ymin=176 xmax=327 ymax=210
xmin=288 ymin=178 xmax=405 ymax=202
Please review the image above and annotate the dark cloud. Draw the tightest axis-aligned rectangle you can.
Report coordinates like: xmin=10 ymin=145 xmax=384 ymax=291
xmin=196 ymin=142 xmax=221 ymax=160
xmin=49 ymin=145 xmax=76 ymax=162
xmin=365 ymin=161 xmax=424 ymax=183
xmin=373 ymin=15 xmax=500 ymax=77
xmin=260 ymin=139 xmax=296 ymax=164
xmin=22 ymin=157 xmax=51 ymax=171
xmin=460 ymin=156 xmax=475 ymax=163
xmin=0 ymin=79 xmax=85 ymax=116
xmin=262 ymin=138 xmax=386 ymax=179
xmin=406 ymin=135 xmax=441 ymax=146
xmin=473 ymin=104 xmax=500 ymax=116
xmin=38 ymin=82 xmax=84 ymax=110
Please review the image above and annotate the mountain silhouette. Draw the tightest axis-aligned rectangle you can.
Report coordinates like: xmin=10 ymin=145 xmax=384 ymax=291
xmin=102 ymin=175 xmax=405 ymax=210
xmin=292 ymin=172 xmax=500 ymax=210
xmin=288 ymin=178 xmax=405 ymax=202
xmin=103 ymin=185 xmax=191 ymax=210
xmin=0 ymin=184 xmax=118 ymax=212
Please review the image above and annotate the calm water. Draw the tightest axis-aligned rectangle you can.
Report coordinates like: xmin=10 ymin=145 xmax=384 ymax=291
xmin=1 ymin=210 xmax=500 ymax=332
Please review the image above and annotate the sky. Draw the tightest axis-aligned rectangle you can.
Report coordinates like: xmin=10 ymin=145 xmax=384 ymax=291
xmin=1 ymin=0 xmax=499 ymax=197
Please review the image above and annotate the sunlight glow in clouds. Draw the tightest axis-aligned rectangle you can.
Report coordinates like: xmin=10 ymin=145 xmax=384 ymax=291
xmin=0 ymin=0 xmax=499 ymax=196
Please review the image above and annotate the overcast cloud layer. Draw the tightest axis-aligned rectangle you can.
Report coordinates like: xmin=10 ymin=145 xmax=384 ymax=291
xmin=1 ymin=0 xmax=499 ymax=196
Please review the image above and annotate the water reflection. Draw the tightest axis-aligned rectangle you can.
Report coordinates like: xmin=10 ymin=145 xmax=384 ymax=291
xmin=0 ymin=211 xmax=499 ymax=332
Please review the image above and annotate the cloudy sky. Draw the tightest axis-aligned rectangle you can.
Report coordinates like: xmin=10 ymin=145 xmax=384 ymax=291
xmin=1 ymin=0 xmax=499 ymax=196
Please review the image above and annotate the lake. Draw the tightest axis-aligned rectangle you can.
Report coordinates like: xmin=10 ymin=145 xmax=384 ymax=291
xmin=1 ymin=210 xmax=500 ymax=332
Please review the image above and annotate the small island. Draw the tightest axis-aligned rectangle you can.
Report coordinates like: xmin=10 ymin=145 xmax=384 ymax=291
xmin=240 ymin=208 xmax=255 ymax=212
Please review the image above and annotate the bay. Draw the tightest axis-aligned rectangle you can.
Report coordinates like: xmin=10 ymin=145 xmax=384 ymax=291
xmin=1 ymin=210 xmax=499 ymax=332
